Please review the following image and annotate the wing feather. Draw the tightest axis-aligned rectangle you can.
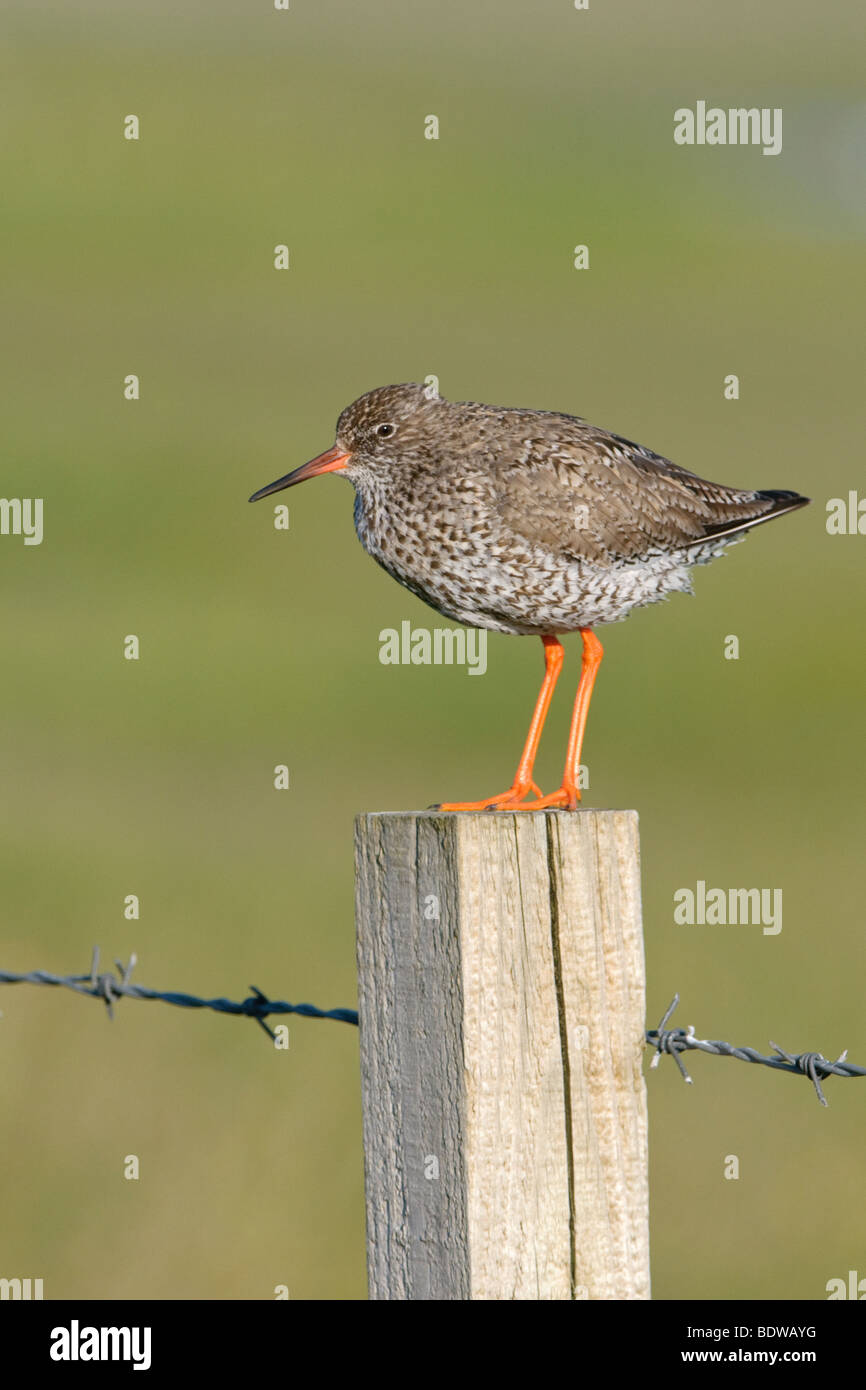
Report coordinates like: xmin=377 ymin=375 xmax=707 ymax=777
xmin=490 ymin=425 xmax=788 ymax=563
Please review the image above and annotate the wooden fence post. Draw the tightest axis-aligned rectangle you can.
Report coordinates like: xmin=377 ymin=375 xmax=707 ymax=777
xmin=354 ymin=809 xmax=649 ymax=1301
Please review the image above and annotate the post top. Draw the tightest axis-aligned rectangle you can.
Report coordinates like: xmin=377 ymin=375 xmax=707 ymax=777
xmin=355 ymin=808 xmax=639 ymax=820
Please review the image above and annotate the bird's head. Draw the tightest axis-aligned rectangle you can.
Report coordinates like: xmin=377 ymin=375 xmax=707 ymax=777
xmin=248 ymin=383 xmax=443 ymax=502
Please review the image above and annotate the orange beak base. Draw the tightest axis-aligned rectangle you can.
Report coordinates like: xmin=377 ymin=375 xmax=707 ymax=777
xmin=248 ymin=445 xmax=350 ymax=502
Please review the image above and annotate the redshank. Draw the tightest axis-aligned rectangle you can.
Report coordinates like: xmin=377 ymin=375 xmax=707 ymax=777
xmin=250 ymin=384 xmax=808 ymax=810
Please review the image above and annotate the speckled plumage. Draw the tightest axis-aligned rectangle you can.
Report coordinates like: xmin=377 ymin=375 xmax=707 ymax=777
xmin=318 ymin=383 xmax=808 ymax=636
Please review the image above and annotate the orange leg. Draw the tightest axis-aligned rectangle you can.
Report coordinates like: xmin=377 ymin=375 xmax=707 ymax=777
xmin=436 ymin=635 xmax=564 ymax=811
xmin=523 ymin=628 xmax=603 ymax=811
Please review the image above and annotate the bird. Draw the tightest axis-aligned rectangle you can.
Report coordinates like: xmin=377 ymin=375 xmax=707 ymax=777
xmin=249 ymin=383 xmax=809 ymax=810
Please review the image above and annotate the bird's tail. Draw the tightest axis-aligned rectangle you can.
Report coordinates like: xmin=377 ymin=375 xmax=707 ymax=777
xmin=701 ymin=489 xmax=810 ymax=542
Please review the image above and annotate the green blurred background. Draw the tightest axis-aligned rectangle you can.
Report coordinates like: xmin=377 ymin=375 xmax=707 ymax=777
xmin=1 ymin=0 xmax=863 ymax=1299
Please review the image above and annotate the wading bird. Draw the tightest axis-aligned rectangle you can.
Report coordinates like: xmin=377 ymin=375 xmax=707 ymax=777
xmin=250 ymin=384 xmax=808 ymax=809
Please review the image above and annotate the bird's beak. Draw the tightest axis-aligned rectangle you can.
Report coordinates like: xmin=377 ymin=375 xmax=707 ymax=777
xmin=248 ymin=444 xmax=351 ymax=502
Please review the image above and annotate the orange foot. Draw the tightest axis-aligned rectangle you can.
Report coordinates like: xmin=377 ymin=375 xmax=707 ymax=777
xmin=433 ymin=780 xmax=543 ymax=812
xmin=520 ymin=784 xmax=582 ymax=811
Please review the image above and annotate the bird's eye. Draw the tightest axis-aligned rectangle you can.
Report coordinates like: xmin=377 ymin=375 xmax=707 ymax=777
xmin=376 ymin=422 xmax=395 ymax=438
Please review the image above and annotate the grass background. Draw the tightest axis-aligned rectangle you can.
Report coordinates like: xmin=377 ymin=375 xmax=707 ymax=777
xmin=1 ymin=0 xmax=864 ymax=1299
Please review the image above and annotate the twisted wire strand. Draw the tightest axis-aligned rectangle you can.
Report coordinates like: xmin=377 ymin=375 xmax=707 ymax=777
xmin=647 ymin=994 xmax=865 ymax=1106
xmin=1 ymin=956 xmax=861 ymax=1103
xmin=0 ymin=948 xmax=359 ymax=1038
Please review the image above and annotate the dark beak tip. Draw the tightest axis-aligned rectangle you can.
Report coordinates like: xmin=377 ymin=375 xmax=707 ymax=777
xmin=248 ymin=479 xmax=288 ymax=503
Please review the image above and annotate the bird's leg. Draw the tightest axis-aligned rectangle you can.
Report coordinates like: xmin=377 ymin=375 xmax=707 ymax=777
xmin=435 ymin=635 xmax=564 ymax=811
xmin=523 ymin=628 xmax=603 ymax=811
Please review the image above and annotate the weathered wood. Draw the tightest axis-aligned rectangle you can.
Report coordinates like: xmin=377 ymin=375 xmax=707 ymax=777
xmin=354 ymin=809 xmax=649 ymax=1301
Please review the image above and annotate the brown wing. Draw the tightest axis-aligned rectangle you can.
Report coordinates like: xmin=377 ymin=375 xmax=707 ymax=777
xmin=492 ymin=425 xmax=805 ymax=564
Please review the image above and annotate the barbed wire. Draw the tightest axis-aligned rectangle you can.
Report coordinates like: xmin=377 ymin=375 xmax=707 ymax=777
xmin=647 ymin=994 xmax=866 ymax=1106
xmin=0 ymin=948 xmax=358 ymax=1039
xmin=0 ymin=955 xmax=861 ymax=1104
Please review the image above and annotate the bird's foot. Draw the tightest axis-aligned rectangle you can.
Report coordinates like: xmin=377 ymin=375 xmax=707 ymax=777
xmin=432 ymin=780 xmax=543 ymax=812
xmin=519 ymin=784 xmax=582 ymax=811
